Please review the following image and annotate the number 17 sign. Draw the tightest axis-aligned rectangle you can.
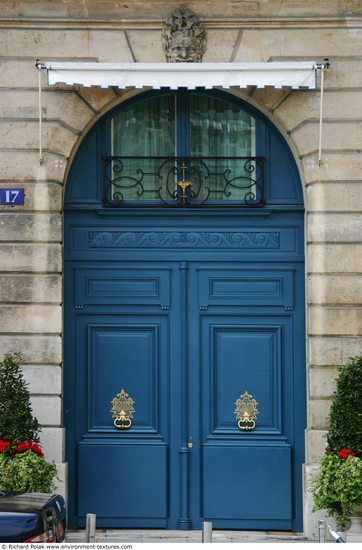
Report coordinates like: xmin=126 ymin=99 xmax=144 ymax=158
xmin=0 ymin=188 xmax=24 ymax=205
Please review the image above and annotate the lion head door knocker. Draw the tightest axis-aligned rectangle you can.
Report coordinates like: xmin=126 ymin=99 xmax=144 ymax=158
xmin=111 ymin=389 xmax=135 ymax=429
xmin=234 ymin=391 xmax=259 ymax=431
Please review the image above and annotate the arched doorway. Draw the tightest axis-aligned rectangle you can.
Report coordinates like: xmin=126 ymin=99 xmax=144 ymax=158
xmin=64 ymin=90 xmax=306 ymax=530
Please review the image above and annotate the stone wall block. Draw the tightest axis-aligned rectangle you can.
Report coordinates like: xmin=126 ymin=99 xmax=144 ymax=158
xmin=0 ymin=335 xmax=62 ymax=364
xmin=302 ymin=154 xmax=362 ymax=184
xmin=0 ymin=90 xmax=93 ymax=133
xmin=0 ymin=305 xmax=62 ymax=333
xmin=0 ymin=121 xmax=78 ymax=158
xmin=307 ymin=244 xmax=362 ymax=273
xmin=307 ymin=213 xmax=362 ymax=243
xmin=308 ymin=336 xmax=342 ymax=366
xmin=250 ymin=88 xmax=289 ymax=111
xmin=293 ymin=122 xmax=362 ymax=157
xmin=308 ymin=275 xmax=362 ymax=305
xmin=0 ymin=183 xmax=62 ymax=213
xmin=31 ymin=395 xmax=61 ymax=426
xmin=0 ymin=60 xmax=41 ymax=88
xmin=88 ymin=30 xmax=134 ymax=62
xmin=0 ymin=274 xmax=62 ymax=303
xmin=0 ymin=244 xmax=62 ymax=272
xmin=307 ymin=336 xmax=362 ymax=366
xmin=0 ymin=29 xmax=89 ymax=57
xmin=276 ymin=91 xmax=362 ymax=133
xmin=54 ymin=462 xmax=66 ymax=498
xmin=39 ymin=428 xmax=64 ymax=463
xmin=309 ymin=399 xmax=332 ymax=429
xmin=202 ymin=29 xmax=240 ymax=62
xmin=0 ymin=151 xmax=66 ymax=183
xmin=341 ymin=337 xmax=362 ymax=363
xmin=308 ymin=306 xmax=362 ymax=336
xmin=76 ymin=86 xmax=118 ymax=113
xmin=0 ymin=0 xmax=351 ymax=20
xmin=0 ymin=213 xmax=62 ymax=242
xmin=323 ymin=59 xmax=362 ymax=89
xmin=309 ymin=367 xmax=338 ymax=398
xmin=236 ymin=28 xmax=362 ymax=63
xmin=306 ymin=429 xmax=328 ymax=464
xmin=126 ymin=30 xmax=165 ymax=62
xmin=306 ymin=182 xmax=362 ymax=212
xmin=22 ymin=365 xmax=62 ymax=394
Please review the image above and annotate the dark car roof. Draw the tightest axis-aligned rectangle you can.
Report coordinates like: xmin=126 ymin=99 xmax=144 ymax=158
xmin=0 ymin=493 xmax=59 ymax=513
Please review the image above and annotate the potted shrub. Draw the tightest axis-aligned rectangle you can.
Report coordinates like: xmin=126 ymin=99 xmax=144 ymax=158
xmin=0 ymin=353 xmax=57 ymax=493
xmin=311 ymin=356 xmax=362 ymax=538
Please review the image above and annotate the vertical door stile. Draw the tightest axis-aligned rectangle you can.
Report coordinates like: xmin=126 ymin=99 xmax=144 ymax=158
xmin=178 ymin=260 xmax=192 ymax=530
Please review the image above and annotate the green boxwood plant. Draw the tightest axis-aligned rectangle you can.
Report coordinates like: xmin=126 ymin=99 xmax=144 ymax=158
xmin=0 ymin=353 xmax=57 ymax=493
xmin=311 ymin=356 xmax=362 ymax=528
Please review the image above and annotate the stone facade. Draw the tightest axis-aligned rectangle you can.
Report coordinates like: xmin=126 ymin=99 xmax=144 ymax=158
xmin=0 ymin=0 xmax=361 ymax=539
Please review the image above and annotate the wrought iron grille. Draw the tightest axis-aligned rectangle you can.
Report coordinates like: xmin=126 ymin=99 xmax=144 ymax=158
xmin=102 ymin=156 xmax=265 ymax=207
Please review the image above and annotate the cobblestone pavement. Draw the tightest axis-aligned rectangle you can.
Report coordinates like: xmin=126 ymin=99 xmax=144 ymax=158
xmin=66 ymin=529 xmax=311 ymax=543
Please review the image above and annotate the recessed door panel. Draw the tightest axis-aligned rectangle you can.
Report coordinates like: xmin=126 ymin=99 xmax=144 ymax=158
xmin=88 ymin=323 xmax=160 ymax=432
xmin=78 ymin=443 xmax=167 ymax=518
xmin=75 ymin=266 xmax=171 ymax=307
xmin=198 ymin=267 xmax=294 ymax=308
xmin=203 ymin=445 xmax=292 ymax=519
xmin=210 ymin=323 xmax=282 ymax=433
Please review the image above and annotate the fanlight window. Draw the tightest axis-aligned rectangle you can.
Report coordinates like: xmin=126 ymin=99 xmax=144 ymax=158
xmin=104 ymin=92 xmax=263 ymax=207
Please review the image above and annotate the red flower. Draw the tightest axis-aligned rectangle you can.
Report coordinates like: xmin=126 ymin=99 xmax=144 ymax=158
xmin=338 ymin=448 xmax=356 ymax=460
xmin=30 ymin=443 xmax=44 ymax=457
xmin=14 ymin=440 xmax=44 ymax=457
xmin=0 ymin=440 xmax=10 ymax=453
xmin=16 ymin=441 xmax=31 ymax=453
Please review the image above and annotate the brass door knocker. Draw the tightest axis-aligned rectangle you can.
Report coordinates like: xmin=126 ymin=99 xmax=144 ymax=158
xmin=234 ymin=390 xmax=259 ymax=431
xmin=111 ymin=389 xmax=135 ymax=429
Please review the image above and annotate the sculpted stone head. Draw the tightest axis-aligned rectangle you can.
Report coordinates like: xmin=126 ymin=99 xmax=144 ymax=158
xmin=162 ymin=8 xmax=206 ymax=63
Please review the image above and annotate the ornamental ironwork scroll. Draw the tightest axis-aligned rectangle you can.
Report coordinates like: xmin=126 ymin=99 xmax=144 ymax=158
xmin=102 ymin=156 xmax=265 ymax=207
xmin=234 ymin=390 xmax=259 ymax=431
xmin=111 ymin=389 xmax=135 ymax=429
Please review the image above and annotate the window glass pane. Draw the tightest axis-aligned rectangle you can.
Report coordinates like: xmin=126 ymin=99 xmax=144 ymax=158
xmin=111 ymin=95 xmax=176 ymax=201
xmin=190 ymin=94 xmax=256 ymax=201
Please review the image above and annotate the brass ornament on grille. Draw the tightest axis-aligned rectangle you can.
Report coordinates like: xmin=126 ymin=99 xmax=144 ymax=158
xmin=176 ymin=162 xmax=192 ymax=204
xmin=234 ymin=390 xmax=259 ymax=431
xmin=111 ymin=389 xmax=135 ymax=429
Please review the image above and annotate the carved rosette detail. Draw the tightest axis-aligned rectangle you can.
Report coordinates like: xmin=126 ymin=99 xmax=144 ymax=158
xmin=162 ymin=8 xmax=206 ymax=63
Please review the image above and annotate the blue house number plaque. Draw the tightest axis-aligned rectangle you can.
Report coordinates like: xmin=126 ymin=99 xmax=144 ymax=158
xmin=0 ymin=189 xmax=24 ymax=205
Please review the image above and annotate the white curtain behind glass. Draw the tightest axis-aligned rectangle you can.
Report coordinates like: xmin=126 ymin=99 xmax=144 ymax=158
xmin=112 ymin=95 xmax=176 ymax=200
xmin=190 ymin=94 xmax=255 ymax=200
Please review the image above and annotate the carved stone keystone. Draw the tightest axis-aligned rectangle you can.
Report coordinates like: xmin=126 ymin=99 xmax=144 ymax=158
xmin=162 ymin=8 xmax=206 ymax=63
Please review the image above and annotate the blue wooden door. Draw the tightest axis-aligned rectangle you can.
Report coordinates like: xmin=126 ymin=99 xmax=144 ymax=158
xmin=64 ymin=89 xmax=305 ymax=530
xmin=65 ymin=230 xmax=305 ymax=530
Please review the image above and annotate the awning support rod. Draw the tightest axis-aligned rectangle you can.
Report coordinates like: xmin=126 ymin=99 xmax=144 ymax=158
xmin=317 ymin=59 xmax=330 ymax=165
xmin=37 ymin=60 xmax=43 ymax=165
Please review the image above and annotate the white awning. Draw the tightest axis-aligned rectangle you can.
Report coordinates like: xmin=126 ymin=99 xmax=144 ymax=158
xmin=37 ymin=61 xmax=321 ymax=90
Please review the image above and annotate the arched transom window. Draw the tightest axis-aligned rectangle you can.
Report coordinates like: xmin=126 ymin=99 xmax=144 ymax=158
xmin=104 ymin=91 xmax=263 ymax=207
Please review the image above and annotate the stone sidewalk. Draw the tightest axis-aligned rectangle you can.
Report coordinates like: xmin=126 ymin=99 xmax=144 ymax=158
xmin=66 ymin=529 xmax=311 ymax=544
